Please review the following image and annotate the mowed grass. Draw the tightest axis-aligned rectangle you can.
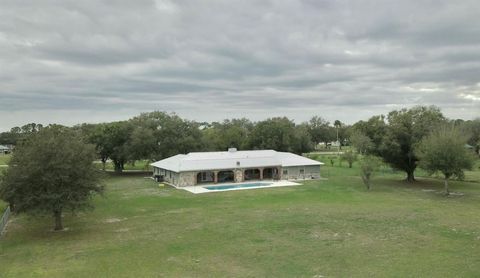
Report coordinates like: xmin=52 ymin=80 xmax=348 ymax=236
xmin=0 ymin=201 xmax=6 ymax=213
xmin=465 ymin=159 xmax=480 ymax=182
xmin=1 ymin=165 xmax=480 ymax=277
xmin=0 ymin=154 xmax=11 ymax=165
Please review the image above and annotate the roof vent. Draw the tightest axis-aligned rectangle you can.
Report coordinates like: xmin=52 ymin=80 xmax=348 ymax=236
xmin=228 ymin=148 xmax=237 ymax=153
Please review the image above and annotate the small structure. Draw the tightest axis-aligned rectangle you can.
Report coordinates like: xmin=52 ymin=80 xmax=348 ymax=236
xmin=151 ymin=148 xmax=323 ymax=187
xmin=0 ymin=145 xmax=11 ymax=155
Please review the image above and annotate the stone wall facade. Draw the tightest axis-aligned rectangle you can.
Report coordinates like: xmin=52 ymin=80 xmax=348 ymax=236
xmin=178 ymin=172 xmax=196 ymax=187
xmin=153 ymin=165 xmax=321 ymax=187
xmin=234 ymin=169 xmax=244 ymax=183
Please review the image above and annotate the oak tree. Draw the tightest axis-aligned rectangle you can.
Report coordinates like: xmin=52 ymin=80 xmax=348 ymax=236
xmin=416 ymin=126 xmax=474 ymax=195
xmin=0 ymin=126 xmax=103 ymax=230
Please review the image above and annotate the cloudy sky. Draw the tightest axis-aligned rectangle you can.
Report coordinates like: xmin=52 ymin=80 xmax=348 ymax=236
xmin=1 ymin=0 xmax=479 ymax=131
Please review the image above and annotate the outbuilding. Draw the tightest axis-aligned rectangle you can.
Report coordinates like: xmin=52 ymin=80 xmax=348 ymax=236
xmin=150 ymin=148 xmax=323 ymax=187
xmin=0 ymin=145 xmax=11 ymax=155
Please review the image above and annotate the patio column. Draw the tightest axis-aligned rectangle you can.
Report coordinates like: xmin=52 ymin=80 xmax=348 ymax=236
xmin=259 ymin=168 xmax=264 ymax=180
xmin=235 ymin=169 xmax=243 ymax=183
xmin=214 ymin=171 xmax=218 ymax=184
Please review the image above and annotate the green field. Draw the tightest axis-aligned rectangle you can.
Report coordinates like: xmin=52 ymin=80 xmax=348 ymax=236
xmin=1 ymin=161 xmax=480 ymax=277
xmin=0 ymin=154 xmax=11 ymax=165
xmin=0 ymin=200 xmax=6 ymax=213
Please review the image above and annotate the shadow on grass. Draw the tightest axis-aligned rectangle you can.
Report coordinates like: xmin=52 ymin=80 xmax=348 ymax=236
xmin=103 ymin=170 xmax=153 ymax=177
xmin=373 ymin=176 xmax=479 ymax=200
xmin=3 ymin=212 xmax=95 ymax=243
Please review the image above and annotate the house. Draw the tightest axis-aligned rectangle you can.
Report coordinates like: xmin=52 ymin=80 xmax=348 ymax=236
xmin=465 ymin=144 xmax=474 ymax=150
xmin=0 ymin=145 xmax=11 ymax=155
xmin=150 ymin=148 xmax=323 ymax=187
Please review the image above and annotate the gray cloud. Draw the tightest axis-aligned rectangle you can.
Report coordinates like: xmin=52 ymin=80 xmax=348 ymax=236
xmin=0 ymin=0 xmax=479 ymax=131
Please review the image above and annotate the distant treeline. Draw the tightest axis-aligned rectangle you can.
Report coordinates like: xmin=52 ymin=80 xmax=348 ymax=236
xmin=1 ymin=106 xmax=479 ymax=175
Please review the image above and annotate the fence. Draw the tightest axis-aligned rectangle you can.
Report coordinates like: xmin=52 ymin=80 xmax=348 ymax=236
xmin=0 ymin=206 xmax=11 ymax=237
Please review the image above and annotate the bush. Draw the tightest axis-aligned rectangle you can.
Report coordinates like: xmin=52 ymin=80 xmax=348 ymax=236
xmin=359 ymin=156 xmax=380 ymax=190
xmin=341 ymin=150 xmax=357 ymax=168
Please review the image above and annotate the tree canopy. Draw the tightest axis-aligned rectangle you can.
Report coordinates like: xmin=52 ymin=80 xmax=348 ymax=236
xmin=380 ymin=106 xmax=446 ymax=182
xmin=351 ymin=115 xmax=387 ymax=155
xmin=341 ymin=150 xmax=358 ymax=168
xmin=0 ymin=123 xmax=44 ymax=145
xmin=201 ymin=119 xmax=253 ymax=151
xmin=0 ymin=126 xmax=103 ymax=230
xmin=248 ymin=117 xmax=313 ymax=154
xmin=359 ymin=155 xmax=381 ymax=190
xmin=130 ymin=111 xmax=204 ymax=160
xmin=305 ymin=116 xmax=335 ymax=146
xmin=416 ymin=125 xmax=474 ymax=195
xmin=349 ymin=131 xmax=373 ymax=154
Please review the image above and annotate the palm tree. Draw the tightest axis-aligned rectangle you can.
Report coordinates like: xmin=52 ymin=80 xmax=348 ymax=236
xmin=334 ymin=120 xmax=342 ymax=152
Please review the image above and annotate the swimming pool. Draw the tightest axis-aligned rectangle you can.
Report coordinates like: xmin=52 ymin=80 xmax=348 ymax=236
xmin=181 ymin=180 xmax=300 ymax=194
xmin=205 ymin=182 xmax=272 ymax=191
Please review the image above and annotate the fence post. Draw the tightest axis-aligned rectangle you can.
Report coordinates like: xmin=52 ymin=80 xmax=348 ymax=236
xmin=0 ymin=206 xmax=11 ymax=237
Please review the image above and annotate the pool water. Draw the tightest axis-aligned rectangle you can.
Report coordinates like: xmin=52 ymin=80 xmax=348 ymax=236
xmin=205 ymin=182 xmax=273 ymax=191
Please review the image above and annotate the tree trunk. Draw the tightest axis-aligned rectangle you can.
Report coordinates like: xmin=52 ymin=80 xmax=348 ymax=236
xmin=114 ymin=161 xmax=123 ymax=173
xmin=444 ymin=178 xmax=450 ymax=196
xmin=8 ymin=202 xmax=14 ymax=213
xmin=54 ymin=210 xmax=63 ymax=231
xmin=366 ymin=173 xmax=371 ymax=190
xmin=361 ymin=175 xmax=370 ymax=190
xmin=406 ymin=170 xmax=415 ymax=183
xmin=348 ymin=162 xmax=353 ymax=168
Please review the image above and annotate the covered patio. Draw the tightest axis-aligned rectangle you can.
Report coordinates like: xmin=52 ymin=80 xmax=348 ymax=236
xmin=196 ymin=170 xmax=235 ymax=184
xmin=244 ymin=167 xmax=280 ymax=181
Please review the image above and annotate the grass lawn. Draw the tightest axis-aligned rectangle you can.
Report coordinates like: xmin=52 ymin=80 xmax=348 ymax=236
xmin=465 ymin=159 xmax=480 ymax=182
xmin=1 ymin=164 xmax=480 ymax=277
xmin=0 ymin=200 xmax=6 ymax=213
xmin=0 ymin=154 xmax=11 ymax=165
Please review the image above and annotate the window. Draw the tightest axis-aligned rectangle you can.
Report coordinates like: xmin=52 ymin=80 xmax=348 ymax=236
xmin=283 ymin=169 xmax=288 ymax=175
xmin=300 ymin=169 xmax=305 ymax=174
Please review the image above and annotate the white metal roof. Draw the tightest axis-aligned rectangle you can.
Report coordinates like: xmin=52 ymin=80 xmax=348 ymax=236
xmin=150 ymin=149 xmax=323 ymax=172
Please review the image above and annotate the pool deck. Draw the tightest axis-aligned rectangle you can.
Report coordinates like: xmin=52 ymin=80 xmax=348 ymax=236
xmin=181 ymin=180 xmax=301 ymax=194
